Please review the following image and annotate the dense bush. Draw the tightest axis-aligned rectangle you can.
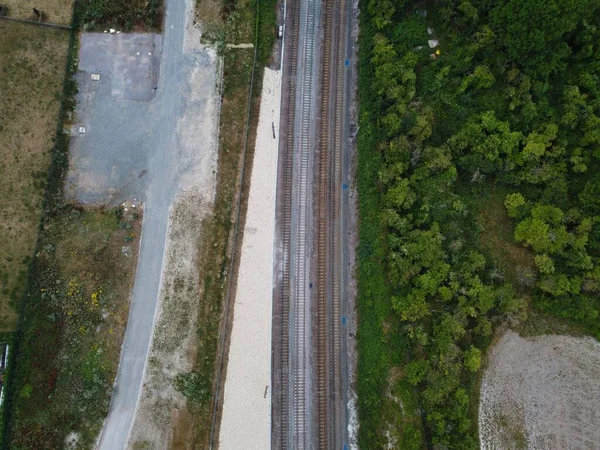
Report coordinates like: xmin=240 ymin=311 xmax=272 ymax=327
xmin=79 ymin=0 xmax=163 ymax=31
xmin=357 ymin=0 xmax=600 ymax=447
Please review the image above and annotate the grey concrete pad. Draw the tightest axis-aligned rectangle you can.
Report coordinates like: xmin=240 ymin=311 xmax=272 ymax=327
xmin=66 ymin=26 xmax=216 ymax=206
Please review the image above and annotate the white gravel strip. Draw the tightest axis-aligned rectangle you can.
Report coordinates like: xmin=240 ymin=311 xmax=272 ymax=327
xmin=218 ymin=67 xmax=282 ymax=449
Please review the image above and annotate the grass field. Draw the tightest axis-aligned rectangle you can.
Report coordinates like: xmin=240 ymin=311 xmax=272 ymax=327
xmin=0 ymin=21 xmax=70 ymax=331
xmin=1 ymin=7 xmax=146 ymax=448
xmin=0 ymin=0 xmax=73 ymax=25
xmin=7 ymin=206 xmax=142 ymax=449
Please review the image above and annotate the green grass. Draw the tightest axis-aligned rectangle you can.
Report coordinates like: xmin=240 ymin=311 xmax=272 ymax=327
xmin=6 ymin=207 xmax=142 ymax=449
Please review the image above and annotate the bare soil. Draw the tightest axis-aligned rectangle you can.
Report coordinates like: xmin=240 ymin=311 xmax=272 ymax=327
xmin=128 ymin=190 xmax=208 ymax=450
xmin=0 ymin=21 xmax=70 ymax=330
xmin=479 ymin=330 xmax=600 ymax=450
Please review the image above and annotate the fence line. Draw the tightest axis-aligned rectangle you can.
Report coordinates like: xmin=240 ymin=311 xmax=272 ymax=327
xmin=0 ymin=15 xmax=71 ymax=30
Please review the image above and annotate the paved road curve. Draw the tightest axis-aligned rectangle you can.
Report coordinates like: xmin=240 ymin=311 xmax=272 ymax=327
xmin=94 ymin=0 xmax=218 ymax=448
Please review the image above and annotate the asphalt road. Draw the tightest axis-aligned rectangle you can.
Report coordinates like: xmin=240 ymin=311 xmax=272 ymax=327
xmin=65 ymin=0 xmax=220 ymax=448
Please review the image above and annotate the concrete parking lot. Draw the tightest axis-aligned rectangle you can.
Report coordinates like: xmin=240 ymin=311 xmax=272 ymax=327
xmin=66 ymin=28 xmax=217 ymax=206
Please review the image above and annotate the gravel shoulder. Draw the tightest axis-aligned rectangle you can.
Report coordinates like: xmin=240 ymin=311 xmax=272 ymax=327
xmin=479 ymin=329 xmax=600 ymax=450
xmin=127 ymin=189 xmax=208 ymax=450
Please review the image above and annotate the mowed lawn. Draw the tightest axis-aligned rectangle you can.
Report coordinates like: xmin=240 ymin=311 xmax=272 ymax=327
xmin=0 ymin=0 xmax=73 ymax=25
xmin=0 ymin=21 xmax=70 ymax=330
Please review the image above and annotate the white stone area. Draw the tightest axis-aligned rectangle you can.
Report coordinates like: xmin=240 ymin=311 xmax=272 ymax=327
xmin=218 ymin=67 xmax=282 ymax=449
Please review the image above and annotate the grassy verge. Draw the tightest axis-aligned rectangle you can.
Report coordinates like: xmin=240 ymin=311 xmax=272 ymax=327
xmin=0 ymin=0 xmax=73 ymax=25
xmin=355 ymin=3 xmax=426 ymax=447
xmin=182 ymin=46 xmax=256 ymax=447
xmin=198 ymin=0 xmax=275 ymax=60
xmin=0 ymin=21 xmax=70 ymax=331
xmin=8 ymin=207 xmax=142 ymax=449
xmin=79 ymin=0 xmax=163 ymax=31
xmin=175 ymin=0 xmax=276 ymax=447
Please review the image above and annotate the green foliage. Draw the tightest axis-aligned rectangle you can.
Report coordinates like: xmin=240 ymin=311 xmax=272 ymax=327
xmin=355 ymin=4 xmax=426 ymax=446
xmin=504 ymin=193 xmax=525 ymax=218
xmin=534 ymin=254 xmax=556 ymax=274
xmin=405 ymin=360 xmax=429 ymax=385
xmin=489 ymin=0 xmax=598 ymax=79
xmin=256 ymin=0 xmax=277 ymax=64
xmin=463 ymin=346 xmax=481 ymax=372
xmin=79 ymin=0 xmax=164 ymax=31
xmin=357 ymin=0 xmax=600 ymax=446
xmin=174 ymin=372 xmax=211 ymax=406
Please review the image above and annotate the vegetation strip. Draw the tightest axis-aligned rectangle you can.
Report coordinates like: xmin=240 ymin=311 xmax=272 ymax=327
xmin=357 ymin=0 xmax=600 ymax=448
xmin=207 ymin=8 xmax=260 ymax=449
xmin=0 ymin=1 xmax=162 ymax=447
xmin=1 ymin=5 xmax=79 ymax=443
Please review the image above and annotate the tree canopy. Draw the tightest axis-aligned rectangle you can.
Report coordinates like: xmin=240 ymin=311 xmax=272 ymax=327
xmin=359 ymin=0 xmax=600 ymax=447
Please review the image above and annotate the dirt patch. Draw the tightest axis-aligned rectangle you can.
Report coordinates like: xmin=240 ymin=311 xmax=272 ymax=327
xmin=128 ymin=190 xmax=208 ymax=450
xmin=479 ymin=330 xmax=600 ymax=449
xmin=0 ymin=0 xmax=73 ymax=25
xmin=0 ymin=21 xmax=70 ymax=330
xmin=195 ymin=0 xmax=221 ymax=30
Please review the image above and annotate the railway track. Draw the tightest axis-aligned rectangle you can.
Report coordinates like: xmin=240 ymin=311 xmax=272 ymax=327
xmin=291 ymin=0 xmax=318 ymax=447
xmin=279 ymin=0 xmax=300 ymax=446
xmin=317 ymin=0 xmax=333 ymax=448
xmin=318 ymin=0 xmax=347 ymax=447
xmin=276 ymin=0 xmax=348 ymax=446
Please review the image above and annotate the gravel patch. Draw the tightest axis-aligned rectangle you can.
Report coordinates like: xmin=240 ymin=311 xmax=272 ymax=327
xmin=479 ymin=330 xmax=600 ymax=450
xmin=127 ymin=189 xmax=208 ymax=450
xmin=218 ymin=67 xmax=282 ymax=449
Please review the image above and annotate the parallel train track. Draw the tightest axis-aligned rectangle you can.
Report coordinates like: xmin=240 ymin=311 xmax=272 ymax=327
xmin=277 ymin=0 xmax=347 ymax=446
xmin=318 ymin=0 xmax=346 ymax=447
xmin=279 ymin=0 xmax=300 ymax=445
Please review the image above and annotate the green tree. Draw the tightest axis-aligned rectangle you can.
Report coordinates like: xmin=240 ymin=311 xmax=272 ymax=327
xmin=489 ymin=0 xmax=599 ymax=79
xmin=463 ymin=346 xmax=481 ymax=372
xmin=514 ymin=204 xmax=569 ymax=254
xmin=535 ymin=254 xmax=555 ymax=274
xmin=449 ymin=111 xmax=522 ymax=173
xmin=459 ymin=65 xmax=496 ymax=92
xmin=505 ymin=192 xmax=526 ymax=218
xmin=405 ymin=359 xmax=430 ymax=385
